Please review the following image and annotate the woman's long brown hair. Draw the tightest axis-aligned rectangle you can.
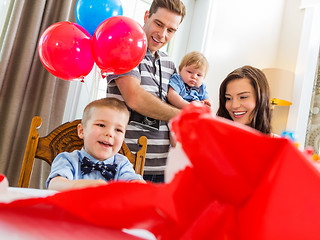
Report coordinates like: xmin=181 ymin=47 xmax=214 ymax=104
xmin=216 ymin=65 xmax=272 ymax=134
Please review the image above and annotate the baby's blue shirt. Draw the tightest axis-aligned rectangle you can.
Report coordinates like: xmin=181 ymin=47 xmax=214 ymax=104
xmin=169 ymin=73 xmax=209 ymax=102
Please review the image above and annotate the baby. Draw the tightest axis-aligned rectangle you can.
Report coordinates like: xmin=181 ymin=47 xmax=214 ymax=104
xmin=167 ymin=51 xmax=211 ymax=108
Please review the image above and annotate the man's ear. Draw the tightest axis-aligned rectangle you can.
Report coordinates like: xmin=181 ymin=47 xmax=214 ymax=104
xmin=144 ymin=10 xmax=149 ymax=24
xmin=77 ymin=123 xmax=84 ymax=139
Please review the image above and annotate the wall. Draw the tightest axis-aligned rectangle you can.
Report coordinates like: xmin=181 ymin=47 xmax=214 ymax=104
xmin=286 ymin=3 xmax=320 ymax=147
xmin=202 ymin=0 xmax=287 ymax=113
xmin=194 ymin=0 xmax=316 ymax=146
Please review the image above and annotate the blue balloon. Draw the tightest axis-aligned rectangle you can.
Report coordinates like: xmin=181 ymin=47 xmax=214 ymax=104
xmin=75 ymin=0 xmax=123 ymax=36
xmin=281 ymin=130 xmax=297 ymax=142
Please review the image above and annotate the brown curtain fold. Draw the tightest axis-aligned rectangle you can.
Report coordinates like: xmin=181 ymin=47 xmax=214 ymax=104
xmin=0 ymin=0 xmax=77 ymax=188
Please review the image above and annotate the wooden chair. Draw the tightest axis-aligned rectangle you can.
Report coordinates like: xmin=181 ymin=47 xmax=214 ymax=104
xmin=18 ymin=116 xmax=147 ymax=188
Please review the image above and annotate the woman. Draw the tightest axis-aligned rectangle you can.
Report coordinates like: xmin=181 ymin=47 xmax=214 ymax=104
xmin=216 ymin=65 xmax=272 ymax=134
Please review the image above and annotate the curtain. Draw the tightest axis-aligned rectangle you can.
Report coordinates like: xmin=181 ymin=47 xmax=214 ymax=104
xmin=0 ymin=0 xmax=77 ymax=188
xmin=305 ymin=52 xmax=320 ymax=154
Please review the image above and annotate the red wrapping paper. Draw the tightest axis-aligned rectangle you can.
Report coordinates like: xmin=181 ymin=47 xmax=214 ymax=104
xmin=1 ymin=103 xmax=320 ymax=239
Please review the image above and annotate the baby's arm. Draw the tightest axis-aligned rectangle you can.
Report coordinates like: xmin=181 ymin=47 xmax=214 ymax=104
xmin=48 ymin=176 xmax=107 ymax=191
xmin=167 ymin=86 xmax=190 ymax=109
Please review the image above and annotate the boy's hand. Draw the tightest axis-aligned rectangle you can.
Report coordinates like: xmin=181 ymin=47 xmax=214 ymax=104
xmin=72 ymin=179 xmax=108 ymax=189
xmin=48 ymin=176 xmax=108 ymax=191
xmin=129 ymin=179 xmax=147 ymax=184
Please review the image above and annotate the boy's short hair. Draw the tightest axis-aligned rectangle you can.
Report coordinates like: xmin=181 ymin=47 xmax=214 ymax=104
xmin=82 ymin=98 xmax=129 ymax=127
xmin=179 ymin=51 xmax=209 ymax=76
xmin=149 ymin=0 xmax=186 ymax=23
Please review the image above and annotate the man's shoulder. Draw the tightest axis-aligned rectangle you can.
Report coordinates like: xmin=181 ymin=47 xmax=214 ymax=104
xmin=158 ymin=50 xmax=169 ymax=57
xmin=158 ymin=51 xmax=174 ymax=62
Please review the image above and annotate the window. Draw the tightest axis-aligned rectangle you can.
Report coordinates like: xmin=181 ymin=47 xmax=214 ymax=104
xmin=95 ymin=0 xmax=152 ymax=100
xmin=0 ymin=0 xmax=14 ymax=59
xmin=63 ymin=0 xmax=152 ymax=121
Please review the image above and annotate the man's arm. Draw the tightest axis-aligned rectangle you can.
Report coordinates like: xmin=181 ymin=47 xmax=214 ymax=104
xmin=116 ymin=75 xmax=180 ymax=122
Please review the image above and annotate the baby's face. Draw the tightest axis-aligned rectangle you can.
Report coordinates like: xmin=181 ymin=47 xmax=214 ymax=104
xmin=180 ymin=64 xmax=206 ymax=88
xmin=78 ymin=107 xmax=128 ymax=161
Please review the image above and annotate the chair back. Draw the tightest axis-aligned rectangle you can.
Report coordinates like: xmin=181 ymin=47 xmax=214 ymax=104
xmin=18 ymin=116 xmax=147 ymax=188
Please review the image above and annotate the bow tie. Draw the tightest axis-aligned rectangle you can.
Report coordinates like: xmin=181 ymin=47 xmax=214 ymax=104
xmin=185 ymin=84 xmax=200 ymax=93
xmin=81 ymin=157 xmax=117 ymax=180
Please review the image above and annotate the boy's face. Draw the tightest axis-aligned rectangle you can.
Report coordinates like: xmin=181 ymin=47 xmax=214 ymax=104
xmin=77 ymin=107 xmax=128 ymax=161
xmin=180 ymin=64 xmax=206 ymax=88
xmin=143 ymin=8 xmax=181 ymax=55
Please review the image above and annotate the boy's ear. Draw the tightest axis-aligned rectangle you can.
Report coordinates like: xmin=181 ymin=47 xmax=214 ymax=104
xmin=77 ymin=123 xmax=84 ymax=139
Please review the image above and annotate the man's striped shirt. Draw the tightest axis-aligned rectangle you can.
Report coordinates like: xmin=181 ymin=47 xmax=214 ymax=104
xmin=106 ymin=49 xmax=176 ymax=175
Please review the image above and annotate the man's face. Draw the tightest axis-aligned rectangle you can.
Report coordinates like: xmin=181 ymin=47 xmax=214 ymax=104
xmin=143 ymin=8 xmax=182 ymax=55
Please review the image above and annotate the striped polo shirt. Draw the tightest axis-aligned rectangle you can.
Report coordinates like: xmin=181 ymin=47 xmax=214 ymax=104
xmin=106 ymin=49 xmax=177 ymax=175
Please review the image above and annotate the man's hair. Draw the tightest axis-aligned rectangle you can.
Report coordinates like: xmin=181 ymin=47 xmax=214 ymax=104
xmin=216 ymin=65 xmax=272 ymax=134
xmin=82 ymin=98 xmax=129 ymax=126
xmin=179 ymin=51 xmax=209 ymax=76
xmin=149 ymin=0 xmax=186 ymax=23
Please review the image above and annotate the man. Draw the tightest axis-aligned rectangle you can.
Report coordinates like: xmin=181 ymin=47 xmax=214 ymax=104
xmin=107 ymin=0 xmax=186 ymax=183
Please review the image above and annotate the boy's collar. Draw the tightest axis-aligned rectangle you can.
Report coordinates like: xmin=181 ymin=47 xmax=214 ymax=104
xmin=80 ymin=148 xmax=114 ymax=163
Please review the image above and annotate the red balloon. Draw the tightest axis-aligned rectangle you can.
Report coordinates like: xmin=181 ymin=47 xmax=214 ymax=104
xmin=92 ymin=16 xmax=147 ymax=75
xmin=38 ymin=21 xmax=94 ymax=81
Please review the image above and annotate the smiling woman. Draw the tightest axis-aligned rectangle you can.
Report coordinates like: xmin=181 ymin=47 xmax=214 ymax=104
xmin=217 ymin=65 xmax=272 ymax=135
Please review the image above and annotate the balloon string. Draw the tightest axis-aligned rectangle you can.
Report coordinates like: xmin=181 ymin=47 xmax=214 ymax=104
xmin=82 ymin=80 xmax=90 ymax=98
xmin=90 ymin=64 xmax=99 ymax=101
xmin=79 ymin=75 xmax=90 ymax=98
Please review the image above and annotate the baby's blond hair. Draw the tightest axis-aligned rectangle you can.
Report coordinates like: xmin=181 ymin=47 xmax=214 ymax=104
xmin=179 ymin=51 xmax=209 ymax=76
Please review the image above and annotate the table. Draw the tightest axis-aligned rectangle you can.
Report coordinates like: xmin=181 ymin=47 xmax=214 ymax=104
xmin=0 ymin=187 xmax=156 ymax=240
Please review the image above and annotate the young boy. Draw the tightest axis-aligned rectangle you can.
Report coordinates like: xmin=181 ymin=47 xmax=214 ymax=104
xmin=46 ymin=98 xmax=145 ymax=191
xmin=167 ymin=51 xmax=211 ymax=109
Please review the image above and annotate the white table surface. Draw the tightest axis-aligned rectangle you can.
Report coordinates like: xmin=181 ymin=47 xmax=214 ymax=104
xmin=0 ymin=187 xmax=156 ymax=240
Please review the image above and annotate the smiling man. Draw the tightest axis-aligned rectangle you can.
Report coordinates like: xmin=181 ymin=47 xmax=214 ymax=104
xmin=106 ymin=0 xmax=186 ymax=183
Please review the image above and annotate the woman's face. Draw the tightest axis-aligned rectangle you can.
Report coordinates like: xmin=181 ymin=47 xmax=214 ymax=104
xmin=225 ymin=78 xmax=256 ymax=125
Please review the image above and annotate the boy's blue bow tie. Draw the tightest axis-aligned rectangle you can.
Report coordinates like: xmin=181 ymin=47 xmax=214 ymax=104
xmin=81 ymin=157 xmax=117 ymax=180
